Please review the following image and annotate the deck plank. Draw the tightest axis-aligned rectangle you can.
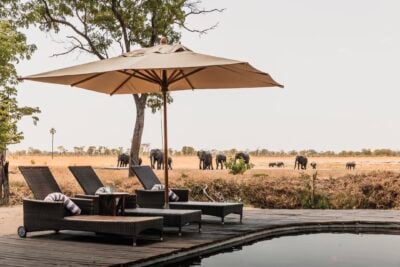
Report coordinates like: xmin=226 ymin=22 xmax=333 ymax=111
xmin=0 ymin=209 xmax=400 ymax=266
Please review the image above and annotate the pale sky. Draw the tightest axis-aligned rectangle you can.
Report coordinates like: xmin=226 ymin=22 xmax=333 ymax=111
xmin=11 ymin=0 xmax=400 ymax=152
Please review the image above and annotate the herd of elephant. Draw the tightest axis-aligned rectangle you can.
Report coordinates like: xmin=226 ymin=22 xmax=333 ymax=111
xmin=117 ymin=149 xmax=172 ymax=170
xmin=290 ymin=155 xmax=356 ymax=170
xmin=116 ymin=150 xmax=251 ymax=170
xmin=196 ymin=151 xmax=251 ymax=170
xmin=117 ymin=152 xmax=357 ymax=171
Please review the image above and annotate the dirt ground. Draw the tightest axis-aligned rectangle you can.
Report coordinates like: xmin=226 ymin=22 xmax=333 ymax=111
xmin=7 ymin=155 xmax=400 ymax=184
xmin=0 ymin=206 xmax=22 ymax=235
xmin=4 ymin=154 xmax=400 ymax=208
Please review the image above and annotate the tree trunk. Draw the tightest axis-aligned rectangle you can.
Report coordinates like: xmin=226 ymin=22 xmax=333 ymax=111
xmin=0 ymin=165 xmax=2 ymax=200
xmin=129 ymin=94 xmax=148 ymax=176
xmin=0 ymin=150 xmax=9 ymax=205
xmin=2 ymin=162 xmax=9 ymax=205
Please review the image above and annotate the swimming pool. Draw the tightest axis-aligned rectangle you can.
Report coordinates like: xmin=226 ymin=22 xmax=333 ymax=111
xmin=172 ymin=233 xmax=400 ymax=267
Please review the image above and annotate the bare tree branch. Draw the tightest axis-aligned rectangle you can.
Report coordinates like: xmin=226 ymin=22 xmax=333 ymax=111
xmin=72 ymin=0 xmax=85 ymax=27
xmin=51 ymin=35 xmax=92 ymax=57
xmin=184 ymin=8 xmax=225 ymax=18
xmin=50 ymin=45 xmax=80 ymax=57
xmin=39 ymin=0 xmax=105 ymax=59
xmin=179 ymin=2 xmax=225 ymax=35
xmin=99 ymin=31 xmax=110 ymax=58
xmin=177 ymin=21 xmax=219 ymax=35
xmin=116 ymin=37 xmax=125 ymax=54
xmin=111 ymin=0 xmax=130 ymax=52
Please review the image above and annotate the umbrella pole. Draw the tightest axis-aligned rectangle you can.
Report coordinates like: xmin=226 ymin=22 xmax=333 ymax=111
xmin=162 ymin=73 xmax=169 ymax=207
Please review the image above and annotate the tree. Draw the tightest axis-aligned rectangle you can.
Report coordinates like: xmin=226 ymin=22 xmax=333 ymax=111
xmin=49 ymin=127 xmax=56 ymax=158
xmin=73 ymin=146 xmax=85 ymax=155
xmin=20 ymin=0 xmax=223 ymax=175
xmin=28 ymin=147 xmax=42 ymax=155
xmin=57 ymin=145 xmax=66 ymax=154
xmin=0 ymin=18 xmax=40 ymax=204
xmin=87 ymin=146 xmax=96 ymax=155
xmin=182 ymin=146 xmax=195 ymax=155
xmin=73 ymin=146 xmax=80 ymax=155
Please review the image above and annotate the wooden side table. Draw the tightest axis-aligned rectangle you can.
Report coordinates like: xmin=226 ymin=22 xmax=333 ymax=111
xmin=97 ymin=192 xmax=129 ymax=216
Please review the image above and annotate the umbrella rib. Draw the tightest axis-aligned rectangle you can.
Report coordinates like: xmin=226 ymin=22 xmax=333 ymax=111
xmin=109 ymin=73 xmax=135 ymax=95
xmin=169 ymin=67 xmax=206 ymax=85
xmin=179 ymin=70 xmax=195 ymax=89
xmin=118 ymin=70 xmax=157 ymax=84
xmin=71 ymin=72 xmax=106 ymax=87
xmin=146 ymin=70 xmax=162 ymax=84
xmin=151 ymin=70 xmax=164 ymax=84
xmin=133 ymin=70 xmax=159 ymax=84
xmin=167 ymin=70 xmax=181 ymax=84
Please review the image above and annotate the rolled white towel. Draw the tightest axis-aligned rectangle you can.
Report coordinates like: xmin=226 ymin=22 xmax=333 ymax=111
xmin=44 ymin=192 xmax=81 ymax=215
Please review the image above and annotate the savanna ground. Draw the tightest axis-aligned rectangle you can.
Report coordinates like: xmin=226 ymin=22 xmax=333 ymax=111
xmin=6 ymin=155 xmax=400 ymax=209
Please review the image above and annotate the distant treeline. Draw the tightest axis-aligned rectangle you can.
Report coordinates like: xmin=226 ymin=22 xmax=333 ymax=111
xmin=8 ymin=146 xmax=400 ymax=157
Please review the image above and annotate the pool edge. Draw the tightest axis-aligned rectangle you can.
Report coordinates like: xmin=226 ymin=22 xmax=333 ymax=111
xmin=133 ymin=221 xmax=400 ymax=267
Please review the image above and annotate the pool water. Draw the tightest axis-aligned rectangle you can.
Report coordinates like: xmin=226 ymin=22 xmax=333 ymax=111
xmin=174 ymin=233 xmax=400 ymax=267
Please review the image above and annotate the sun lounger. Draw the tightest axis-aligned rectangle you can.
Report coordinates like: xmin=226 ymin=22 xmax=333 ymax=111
xmin=133 ymin=166 xmax=243 ymax=224
xmin=18 ymin=166 xmax=163 ymax=245
xmin=68 ymin=165 xmax=136 ymax=209
xmin=69 ymin=166 xmax=202 ymax=235
xmin=20 ymin=166 xmax=97 ymax=214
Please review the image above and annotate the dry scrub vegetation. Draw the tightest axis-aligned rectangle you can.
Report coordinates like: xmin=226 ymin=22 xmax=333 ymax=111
xmin=6 ymin=155 xmax=400 ymax=209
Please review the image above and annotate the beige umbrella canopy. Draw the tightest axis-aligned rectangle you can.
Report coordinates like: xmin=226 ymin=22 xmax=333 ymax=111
xmin=24 ymin=43 xmax=283 ymax=205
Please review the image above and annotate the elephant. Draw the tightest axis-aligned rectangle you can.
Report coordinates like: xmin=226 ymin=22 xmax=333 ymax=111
xmin=235 ymin=152 xmax=250 ymax=169
xmin=150 ymin=149 xmax=163 ymax=169
xmin=270 ymin=162 xmax=284 ymax=168
xmin=117 ymin=153 xmax=129 ymax=167
xmin=294 ymin=155 xmax=308 ymax=170
xmin=150 ymin=149 xmax=172 ymax=170
xmin=346 ymin=162 xmax=356 ymax=170
xmin=197 ymin=150 xmax=213 ymax=170
xmin=310 ymin=162 xmax=317 ymax=169
xmin=165 ymin=157 xmax=173 ymax=170
xmin=117 ymin=154 xmax=141 ymax=167
xmin=276 ymin=162 xmax=284 ymax=168
xmin=215 ymin=153 xmax=227 ymax=169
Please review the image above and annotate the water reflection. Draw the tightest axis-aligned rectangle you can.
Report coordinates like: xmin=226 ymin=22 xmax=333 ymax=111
xmin=169 ymin=233 xmax=400 ymax=267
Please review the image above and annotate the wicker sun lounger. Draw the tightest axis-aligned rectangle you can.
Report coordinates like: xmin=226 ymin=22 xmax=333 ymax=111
xmin=68 ymin=165 xmax=136 ymax=209
xmin=133 ymin=166 xmax=243 ymax=224
xmin=19 ymin=166 xmax=97 ymax=213
xmin=18 ymin=166 xmax=163 ymax=245
xmin=69 ymin=166 xmax=202 ymax=235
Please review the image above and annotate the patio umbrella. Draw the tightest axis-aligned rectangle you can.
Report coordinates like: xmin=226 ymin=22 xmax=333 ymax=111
xmin=23 ymin=42 xmax=283 ymax=205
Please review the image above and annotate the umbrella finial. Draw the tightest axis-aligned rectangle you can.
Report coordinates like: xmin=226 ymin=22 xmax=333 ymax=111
xmin=160 ymin=36 xmax=168 ymax=45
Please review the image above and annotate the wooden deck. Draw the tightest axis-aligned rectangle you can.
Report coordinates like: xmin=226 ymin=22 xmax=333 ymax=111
xmin=2 ymin=209 xmax=400 ymax=266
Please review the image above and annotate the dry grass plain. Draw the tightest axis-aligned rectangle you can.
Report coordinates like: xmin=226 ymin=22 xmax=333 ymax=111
xmin=6 ymin=155 xmax=400 ymax=209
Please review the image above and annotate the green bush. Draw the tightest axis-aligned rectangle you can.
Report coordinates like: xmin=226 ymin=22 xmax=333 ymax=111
xmin=299 ymin=172 xmax=330 ymax=209
xmin=300 ymin=190 xmax=330 ymax=209
xmin=225 ymin=158 xmax=250 ymax=175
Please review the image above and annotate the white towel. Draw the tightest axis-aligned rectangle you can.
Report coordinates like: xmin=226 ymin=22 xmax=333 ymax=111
xmin=151 ymin=184 xmax=179 ymax=202
xmin=44 ymin=192 xmax=81 ymax=215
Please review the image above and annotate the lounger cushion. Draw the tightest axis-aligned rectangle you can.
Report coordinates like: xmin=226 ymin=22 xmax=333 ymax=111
xmin=44 ymin=193 xmax=81 ymax=215
xmin=151 ymin=184 xmax=179 ymax=201
xmin=95 ymin=186 xmax=112 ymax=194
